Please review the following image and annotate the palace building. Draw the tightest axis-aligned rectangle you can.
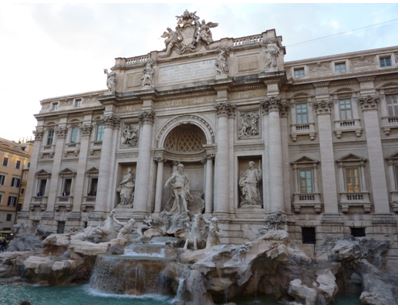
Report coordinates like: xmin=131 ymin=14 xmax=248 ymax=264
xmin=19 ymin=11 xmax=397 ymax=263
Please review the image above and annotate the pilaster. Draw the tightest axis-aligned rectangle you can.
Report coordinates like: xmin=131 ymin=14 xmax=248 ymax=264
xmin=359 ymin=95 xmax=390 ymax=213
xmin=313 ymin=98 xmax=339 ymax=214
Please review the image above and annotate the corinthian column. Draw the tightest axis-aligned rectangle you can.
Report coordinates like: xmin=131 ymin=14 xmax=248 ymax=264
xmin=72 ymin=121 xmax=92 ymax=213
xmin=22 ymin=126 xmax=44 ymax=212
xmin=95 ymin=113 xmax=119 ymax=212
xmin=214 ymin=102 xmax=234 ymax=214
xmin=133 ymin=111 xmax=155 ymax=215
xmin=46 ymin=121 xmax=68 ymax=213
xmin=314 ymin=99 xmax=338 ymax=214
xmin=359 ymin=95 xmax=390 ymax=213
xmin=262 ymin=96 xmax=284 ymax=213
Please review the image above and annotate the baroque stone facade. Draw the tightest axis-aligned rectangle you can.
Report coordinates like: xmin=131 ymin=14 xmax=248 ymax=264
xmin=19 ymin=11 xmax=397 ymax=265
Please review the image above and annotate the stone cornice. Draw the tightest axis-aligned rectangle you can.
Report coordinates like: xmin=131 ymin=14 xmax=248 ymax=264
xmin=313 ymin=99 xmax=333 ymax=115
xmin=359 ymin=95 xmax=380 ymax=111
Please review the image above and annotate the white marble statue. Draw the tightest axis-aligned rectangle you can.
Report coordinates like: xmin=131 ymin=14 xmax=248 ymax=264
xmin=239 ymin=161 xmax=262 ymax=208
xmin=264 ymin=43 xmax=280 ymax=72
xmin=141 ymin=60 xmax=154 ymax=87
xmin=206 ymin=217 xmax=220 ymax=248
xmin=161 ymin=27 xmax=183 ymax=54
xmin=184 ymin=214 xmax=203 ymax=250
xmin=116 ymin=168 xmax=135 ymax=207
xmin=164 ymin=163 xmax=192 ymax=214
xmin=197 ymin=19 xmax=218 ymax=45
xmin=216 ymin=49 xmax=229 ymax=76
xmin=115 ymin=218 xmax=136 ymax=244
xmin=104 ymin=69 xmax=116 ymax=92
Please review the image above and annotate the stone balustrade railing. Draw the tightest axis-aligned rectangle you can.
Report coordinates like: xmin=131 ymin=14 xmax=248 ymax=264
xmin=232 ymin=34 xmax=263 ymax=47
xmin=126 ymin=54 xmax=151 ymax=65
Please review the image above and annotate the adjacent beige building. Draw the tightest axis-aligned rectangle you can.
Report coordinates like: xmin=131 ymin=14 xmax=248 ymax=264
xmin=0 ymin=138 xmax=32 ymax=230
xmin=19 ymin=12 xmax=397 ymax=262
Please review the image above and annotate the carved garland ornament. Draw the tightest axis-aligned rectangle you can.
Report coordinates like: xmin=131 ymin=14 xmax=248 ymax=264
xmin=261 ymin=96 xmax=284 ymax=114
xmin=33 ymin=129 xmax=44 ymax=141
xmin=139 ymin=111 xmax=155 ymax=124
xmin=216 ymin=102 xmax=236 ymax=117
xmin=313 ymin=100 xmax=333 ymax=115
xmin=55 ymin=126 xmax=68 ymax=138
xmin=80 ymin=124 xmax=93 ymax=136
xmin=103 ymin=114 xmax=120 ymax=128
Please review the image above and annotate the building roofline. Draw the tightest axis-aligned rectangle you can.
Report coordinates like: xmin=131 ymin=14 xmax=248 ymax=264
xmin=285 ymin=45 xmax=398 ymax=65
xmin=40 ymin=89 xmax=106 ymax=104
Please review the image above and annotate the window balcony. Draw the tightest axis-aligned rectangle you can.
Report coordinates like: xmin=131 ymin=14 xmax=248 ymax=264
xmin=55 ymin=196 xmax=73 ymax=211
xmin=382 ymin=116 xmax=398 ymax=135
xmin=339 ymin=192 xmax=371 ymax=213
xmin=390 ymin=191 xmax=397 ymax=213
xmin=290 ymin=123 xmax=316 ymax=142
xmin=292 ymin=193 xmax=322 ymax=213
xmin=334 ymin=119 xmax=362 ymax=138
xmin=30 ymin=196 xmax=48 ymax=211
xmin=81 ymin=196 xmax=96 ymax=212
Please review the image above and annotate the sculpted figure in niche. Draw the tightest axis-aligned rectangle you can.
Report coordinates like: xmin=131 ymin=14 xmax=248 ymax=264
xmin=121 ymin=124 xmax=139 ymax=147
xmin=164 ymin=163 xmax=192 ymax=214
xmin=264 ymin=43 xmax=280 ymax=72
xmin=216 ymin=49 xmax=229 ymax=76
xmin=104 ymin=69 xmax=116 ymax=92
xmin=238 ymin=112 xmax=259 ymax=138
xmin=116 ymin=168 xmax=135 ymax=208
xmin=239 ymin=161 xmax=262 ymax=208
xmin=141 ymin=60 xmax=154 ymax=87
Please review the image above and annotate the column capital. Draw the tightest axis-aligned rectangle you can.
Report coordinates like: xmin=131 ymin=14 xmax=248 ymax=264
xmin=359 ymin=95 xmax=380 ymax=111
xmin=33 ymin=128 xmax=44 ymax=141
xmin=80 ymin=123 xmax=93 ymax=136
xmin=216 ymin=102 xmax=235 ymax=118
xmin=261 ymin=96 xmax=285 ymax=115
xmin=55 ymin=125 xmax=68 ymax=138
xmin=139 ymin=110 xmax=155 ymax=124
xmin=313 ymin=99 xmax=333 ymax=115
xmin=103 ymin=114 xmax=120 ymax=128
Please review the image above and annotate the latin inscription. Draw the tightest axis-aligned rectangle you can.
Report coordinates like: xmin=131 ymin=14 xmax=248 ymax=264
xmin=158 ymin=59 xmax=216 ymax=85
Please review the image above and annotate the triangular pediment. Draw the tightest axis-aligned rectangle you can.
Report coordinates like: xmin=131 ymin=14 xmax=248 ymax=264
xmin=59 ymin=168 xmax=76 ymax=176
xmin=35 ymin=169 xmax=51 ymax=177
xmin=337 ymin=153 xmax=366 ymax=163
xmin=291 ymin=156 xmax=319 ymax=165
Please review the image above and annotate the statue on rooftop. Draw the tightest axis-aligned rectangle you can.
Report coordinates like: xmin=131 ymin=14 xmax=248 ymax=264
xmin=104 ymin=69 xmax=116 ymax=92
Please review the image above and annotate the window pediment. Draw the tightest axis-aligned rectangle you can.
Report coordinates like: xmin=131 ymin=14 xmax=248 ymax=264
xmin=86 ymin=167 xmax=99 ymax=176
xmin=35 ymin=169 xmax=51 ymax=178
xmin=59 ymin=168 xmax=76 ymax=177
xmin=291 ymin=156 xmax=319 ymax=166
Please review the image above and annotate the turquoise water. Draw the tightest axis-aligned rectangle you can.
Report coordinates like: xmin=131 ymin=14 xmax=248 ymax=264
xmin=0 ymin=283 xmax=172 ymax=305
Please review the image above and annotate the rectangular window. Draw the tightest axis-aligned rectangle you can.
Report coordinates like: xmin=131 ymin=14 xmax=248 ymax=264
xmin=0 ymin=193 xmax=2 ymax=205
xmin=11 ymin=177 xmax=20 ymax=188
xmin=51 ymin=102 xmax=59 ymax=111
xmin=293 ymin=67 xmax=305 ymax=78
xmin=380 ymin=56 xmax=392 ymax=67
xmin=350 ymin=227 xmax=366 ymax=237
xmin=96 ymin=124 xmax=105 ymax=142
xmin=345 ymin=167 xmax=360 ymax=193
xmin=70 ymin=127 xmax=79 ymax=144
xmin=295 ymin=103 xmax=309 ymax=124
xmin=338 ymin=99 xmax=353 ymax=120
xmin=334 ymin=62 xmax=347 ymax=73
xmin=57 ymin=221 xmax=65 ymax=234
xmin=298 ymin=169 xmax=313 ymax=193
xmin=2 ymin=157 xmax=8 ymax=167
xmin=302 ymin=227 xmax=316 ymax=244
xmin=37 ymin=179 xmax=47 ymax=196
xmin=0 ymin=175 xmax=5 ymax=185
xmin=16 ymin=160 xmax=21 ymax=169
xmin=7 ymin=196 xmax=17 ymax=207
xmin=394 ymin=163 xmax=398 ymax=188
xmin=46 ymin=129 xmax=54 ymax=146
xmin=386 ymin=94 xmax=398 ymax=117
xmin=62 ymin=178 xmax=72 ymax=196
xmin=73 ymin=98 xmax=82 ymax=108
xmin=6 ymin=214 xmax=12 ymax=222
xmin=88 ymin=178 xmax=98 ymax=196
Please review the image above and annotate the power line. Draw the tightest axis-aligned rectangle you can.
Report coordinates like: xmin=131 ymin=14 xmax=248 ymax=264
xmin=287 ymin=18 xmax=398 ymax=47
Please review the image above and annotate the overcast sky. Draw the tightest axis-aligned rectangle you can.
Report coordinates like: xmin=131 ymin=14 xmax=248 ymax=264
xmin=0 ymin=2 xmax=397 ymax=142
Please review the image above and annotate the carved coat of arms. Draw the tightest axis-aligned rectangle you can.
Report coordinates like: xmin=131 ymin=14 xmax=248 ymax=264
xmin=161 ymin=10 xmax=218 ymax=56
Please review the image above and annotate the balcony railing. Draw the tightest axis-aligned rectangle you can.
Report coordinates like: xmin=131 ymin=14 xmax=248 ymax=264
xmin=292 ymin=193 xmax=322 ymax=213
xmin=382 ymin=116 xmax=398 ymax=135
xmin=334 ymin=119 xmax=362 ymax=138
xmin=233 ymin=34 xmax=263 ymax=47
xmin=290 ymin=123 xmax=316 ymax=141
xmin=339 ymin=192 xmax=371 ymax=213
xmin=55 ymin=196 xmax=73 ymax=211
xmin=30 ymin=196 xmax=48 ymax=211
